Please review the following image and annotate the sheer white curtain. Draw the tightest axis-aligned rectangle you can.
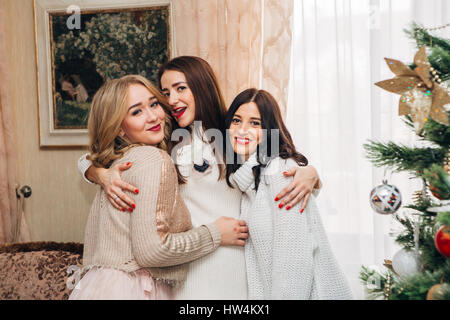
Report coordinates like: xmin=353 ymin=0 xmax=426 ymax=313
xmin=287 ymin=0 xmax=450 ymax=299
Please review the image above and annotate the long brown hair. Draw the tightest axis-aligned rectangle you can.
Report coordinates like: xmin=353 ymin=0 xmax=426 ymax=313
xmin=87 ymin=75 xmax=184 ymax=182
xmin=157 ymin=56 xmax=227 ymax=179
xmin=224 ymin=88 xmax=308 ymax=190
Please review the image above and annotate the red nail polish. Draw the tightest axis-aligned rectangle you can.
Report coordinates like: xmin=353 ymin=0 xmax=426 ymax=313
xmin=286 ymin=206 xmax=291 ymax=210
xmin=135 ymin=189 xmax=139 ymax=194
xmin=126 ymin=162 xmax=131 ymax=166
xmin=121 ymin=208 xmax=125 ymax=212
xmin=279 ymin=203 xmax=284 ymax=209
xmin=128 ymin=208 xmax=133 ymax=213
xmin=283 ymin=171 xmax=288 ymax=175
xmin=131 ymin=204 xmax=136 ymax=209
xmin=274 ymin=197 xmax=279 ymax=201
xmin=300 ymin=209 xmax=304 ymax=214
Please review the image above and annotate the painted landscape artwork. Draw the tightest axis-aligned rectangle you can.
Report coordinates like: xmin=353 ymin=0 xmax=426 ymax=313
xmin=50 ymin=7 xmax=170 ymax=129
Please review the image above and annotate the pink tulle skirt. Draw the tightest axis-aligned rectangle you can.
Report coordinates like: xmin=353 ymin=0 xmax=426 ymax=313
xmin=68 ymin=267 xmax=173 ymax=300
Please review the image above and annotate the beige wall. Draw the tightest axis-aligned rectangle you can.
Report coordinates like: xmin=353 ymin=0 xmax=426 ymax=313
xmin=2 ymin=0 xmax=292 ymax=243
xmin=3 ymin=0 xmax=96 ymax=243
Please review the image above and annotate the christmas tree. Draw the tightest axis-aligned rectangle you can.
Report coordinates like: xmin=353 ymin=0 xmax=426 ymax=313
xmin=359 ymin=22 xmax=450 ymax=300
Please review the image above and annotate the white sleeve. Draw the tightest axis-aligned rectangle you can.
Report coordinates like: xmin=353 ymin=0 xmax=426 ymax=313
xmin=230 ymin=152 xmax=259 ymax=193
xmin=78 ymin=153 xmax=95 ymax=184
xmin=312 ymin=178 xmax=322 ymax=197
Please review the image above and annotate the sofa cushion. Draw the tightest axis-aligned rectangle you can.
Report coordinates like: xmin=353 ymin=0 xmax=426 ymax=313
xmin=0 ymin=242 xmax=83 ymax=300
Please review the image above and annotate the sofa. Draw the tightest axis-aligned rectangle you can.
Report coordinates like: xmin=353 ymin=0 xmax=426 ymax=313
xmin=0 ymin=242 xmax=83 ymax=300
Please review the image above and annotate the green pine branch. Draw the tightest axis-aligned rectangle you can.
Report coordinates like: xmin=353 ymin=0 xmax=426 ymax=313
xmin=423 ymin=164 xmax=450 ymax=199
xmin=364 ymin=141 xmax=445 ymax=173
xmin=359 ymin=266 xmax=389 ymax=300
xmin=404 ymin=190 xmax=433 ymax=212
xmin=405 ymin=23 xmax=450 ymax=51
xmin=422 ymin=116 xmax=450 ymax=148
xmin=391 ymin=212 xmax=446 ymax=272
xmin=437 ymin=212 xmax=450 ymax=226
xmin=389 ymin=264 xmax=450 ymax=300
xmin=405 ymin=22 xmax=450 ymax=80
xmin=401 ymin=115 xmax=450 ymax=148
xmin=360 ymin=262 xmax=450 ymax=300
xmin=420 ymin=227 xmax=448 ymax=271
xmin=427 ymin=47 xmax=450 ymax=81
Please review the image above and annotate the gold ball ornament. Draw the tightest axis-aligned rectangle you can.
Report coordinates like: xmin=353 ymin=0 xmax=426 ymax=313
xmin=427 ymin=284 xmax=442 ymax=300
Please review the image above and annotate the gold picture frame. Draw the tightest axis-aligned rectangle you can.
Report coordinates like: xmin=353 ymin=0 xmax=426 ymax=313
xmin=34 ymin=0 xmax=174 ymax=148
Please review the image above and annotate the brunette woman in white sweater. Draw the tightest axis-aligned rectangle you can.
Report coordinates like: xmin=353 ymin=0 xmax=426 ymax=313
xmin=225 ymin=88 xmax=353 ymax=300
xmin=69 ymin=75 xmax=248 ymax=300
xmin=77 ymin=57 xmax=322 ymax=299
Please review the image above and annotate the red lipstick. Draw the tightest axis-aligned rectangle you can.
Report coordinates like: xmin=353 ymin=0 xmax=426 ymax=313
xmin=172 ymin=107 xmax=187 ymax=119
xmin=148 ymin=124 xmax=161 ymax=131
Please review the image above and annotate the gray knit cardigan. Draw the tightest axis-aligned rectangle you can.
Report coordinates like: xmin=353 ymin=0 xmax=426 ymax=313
xmin=232 ymin=154 xmax=353 ymax=300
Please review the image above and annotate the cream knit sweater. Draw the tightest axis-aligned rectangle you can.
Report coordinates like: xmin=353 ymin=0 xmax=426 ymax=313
xmin=232 ymin=154 xmax=353 ymax=300
xmin=172 ymin=128 xmax=247 ymax=299
xmin=81 ymin=146 xmax=221 ymax=285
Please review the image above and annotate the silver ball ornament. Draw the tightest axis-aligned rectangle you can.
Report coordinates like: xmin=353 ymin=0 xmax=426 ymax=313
xmin=392 ymin=248 xmax=422 ymax=277
xmin=369 ymin=180 xmax=402 ymax=214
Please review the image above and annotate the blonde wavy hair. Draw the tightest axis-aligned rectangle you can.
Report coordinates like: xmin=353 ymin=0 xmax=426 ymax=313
xmin=87 ymin=75 xmax=173 ymax=169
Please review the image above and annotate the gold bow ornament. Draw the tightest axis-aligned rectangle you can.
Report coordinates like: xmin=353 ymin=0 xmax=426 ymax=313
xmin=375 ymin=46 xmax=450 ymax=133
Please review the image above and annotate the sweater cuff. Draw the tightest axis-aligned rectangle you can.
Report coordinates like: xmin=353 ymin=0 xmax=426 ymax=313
xmin=245 ymin=152 xmax=259 ymax=167
xmin=204 ymin=223 xmax=222 ymax=249
xmin=78 ymin=153 xmax=95 ymax=185
xmin=232 ymin=154 xmax=259 ymax=192
xmin=312 ymin=179 xmax=322 ymax=197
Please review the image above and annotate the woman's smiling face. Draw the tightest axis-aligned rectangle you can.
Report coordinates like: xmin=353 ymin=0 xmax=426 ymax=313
xmin=160 ymin=70 xmax=196 ymax=128
xmin=228 ymin=102 xmax=263 ymax=161
xmin=120 ymin=84 xmax=166 ymax=146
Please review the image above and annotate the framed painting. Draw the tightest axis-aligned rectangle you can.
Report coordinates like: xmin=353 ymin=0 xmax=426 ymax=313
xmin=34 ymin=0 xmax=174 ymax=147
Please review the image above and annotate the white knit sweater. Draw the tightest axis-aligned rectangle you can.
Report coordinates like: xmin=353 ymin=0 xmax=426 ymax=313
xmin=171 ymin=128 xmax=247 ymax=299
xmin=232 ymin=154 xmax=353 ymax=300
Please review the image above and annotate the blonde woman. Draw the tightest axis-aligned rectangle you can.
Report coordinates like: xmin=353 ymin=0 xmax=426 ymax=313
xmin=69 ymin=75 xmax=248 ymax=300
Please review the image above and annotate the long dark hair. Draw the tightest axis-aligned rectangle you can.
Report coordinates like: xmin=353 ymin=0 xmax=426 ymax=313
xmin=224 ymin=88 xmax=308 ymax=190
xmin=157 ymin=56 xmax=227 ymax=179
xmin=157 ymin=56 xmax=227 ymax=133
